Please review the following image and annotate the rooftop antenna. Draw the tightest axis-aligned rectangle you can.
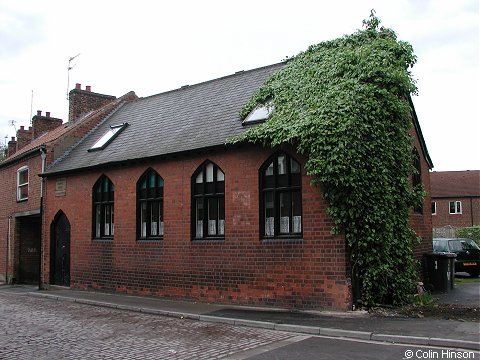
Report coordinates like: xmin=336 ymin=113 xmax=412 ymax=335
xmin=8 ymin=119 xmax=17 ymax=133
xmin=30 ymin=89 xmax=33 ymax=124
xmin=66 ymin=53 xmax=80 ymax=100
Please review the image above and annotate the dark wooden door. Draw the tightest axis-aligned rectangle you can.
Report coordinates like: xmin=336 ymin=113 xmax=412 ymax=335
xmin=51 ymin=213 xmax=70 ymax=286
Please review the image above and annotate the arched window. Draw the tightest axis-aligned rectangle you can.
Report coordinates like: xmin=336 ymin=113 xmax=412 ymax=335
xmin=260 ymin=153 xmax=302 ymax=238
xmin=137 ymin=169 xmax=164 ymax=239
xmin=92 ymin=175 xmax=114 ymax=239
xmin=192 ymin=161 xmax=225 ymax=239
xmin=413 ymin=148 xmax=423 ymax=214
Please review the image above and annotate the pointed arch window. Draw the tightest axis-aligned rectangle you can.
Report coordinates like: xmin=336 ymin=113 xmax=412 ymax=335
xmin=92 ymin=176 xmax=114 ymax=239
xmin=192 ymin=161 xmax=225 ymax=239
xmin=137 ymin=169 xmax=164 ymax=240
xmin=260 ymin=153 xmax=302 ymax=238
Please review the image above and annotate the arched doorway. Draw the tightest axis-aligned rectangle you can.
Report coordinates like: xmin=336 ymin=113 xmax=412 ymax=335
xmin=50 ymin=211 xmax=71 ymax=286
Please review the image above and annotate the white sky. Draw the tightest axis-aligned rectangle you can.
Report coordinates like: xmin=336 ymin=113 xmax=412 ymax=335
xmin=1 ymin=0 xmax=478 ymax=171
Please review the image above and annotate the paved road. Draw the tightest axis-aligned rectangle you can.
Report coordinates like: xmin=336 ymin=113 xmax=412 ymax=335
xmin=247 ymin=337 xmax=480 ymax=360
xmin=0 ymin=287 xmax=297 ymax=359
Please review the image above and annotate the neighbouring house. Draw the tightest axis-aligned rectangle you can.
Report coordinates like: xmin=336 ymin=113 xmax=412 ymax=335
xmin=431 ymin=170 xmax=480 ymax=230
xmin=39 ymin=63 xmax=433 ymax=309
xmin=0 ymin=84 xmax=137 ymax=284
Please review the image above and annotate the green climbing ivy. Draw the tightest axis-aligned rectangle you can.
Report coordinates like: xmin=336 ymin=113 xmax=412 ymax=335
xmin=231 ymin=11 xmax=424 ymax=306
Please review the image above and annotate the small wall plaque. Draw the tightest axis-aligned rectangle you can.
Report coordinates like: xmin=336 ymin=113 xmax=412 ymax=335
xmin=55 ymin=178 xmax=66 ymax=197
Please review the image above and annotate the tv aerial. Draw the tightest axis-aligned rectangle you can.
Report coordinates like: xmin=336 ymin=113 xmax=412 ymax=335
xmin=66 ymin=53 xmax=81 ymax=99
xmin=8 ymin=119 xmax=17 ymax=132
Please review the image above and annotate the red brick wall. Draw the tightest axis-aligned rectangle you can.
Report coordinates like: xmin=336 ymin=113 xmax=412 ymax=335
xmin=42 ymin=146 xmax=351 ymax=309
xmin=410 ymin=129 xmax=433 ymax=259
xmin=432 ymin=197 xmax=480 ymax=228
xmin=0 ymin=153 xmax=43 ymax=282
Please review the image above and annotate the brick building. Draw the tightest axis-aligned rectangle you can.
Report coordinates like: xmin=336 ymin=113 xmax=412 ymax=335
xmin=0 ymin=85 xmax=137 ymax=284
xmin=40 ymin=63 xmax=433 ymax=309
xmin=431 ymin=170 xmax=480 ymax=229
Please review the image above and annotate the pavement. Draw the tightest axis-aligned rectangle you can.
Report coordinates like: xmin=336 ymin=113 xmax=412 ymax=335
xmin=1 ymin=281 xmax=479 ymax=351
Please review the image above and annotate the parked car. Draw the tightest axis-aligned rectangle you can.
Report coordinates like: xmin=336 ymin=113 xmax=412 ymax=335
xmin=433 ymin=238 xmax=480 ymax=277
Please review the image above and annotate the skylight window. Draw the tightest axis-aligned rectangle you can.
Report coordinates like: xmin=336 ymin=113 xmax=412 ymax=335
xmin=89 ymin=123 xmax=128 ymax=151
xmin=243 ymin=102 xmax=274 ymax=125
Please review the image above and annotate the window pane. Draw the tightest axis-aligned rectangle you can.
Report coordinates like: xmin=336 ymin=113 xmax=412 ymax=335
xmin=206 ymin=163 xmax=214 ymax=182
xmin=292 ymin=191 xmax=302 ymax=233
xmin=159 ymin=201 xmax=164 ymax=236
xmin=449 ymin=202 xmax=455 ymax=214
xmin=279 ymin=192 xmax=290 ymax=234
xmin=265 ymin=192 xmax=274 ymax=236
xmin=195 ymin=171 xmax=203 ymax=184
xmin=208 ymin=198 xmax=218 ymax=235
xmin=265 ymin=162 xmax=274 ymax=176
xmin=431 ymin=202 xmax=436 ymax=214
xmin=196 ymin=199 xmax=204 ymax=238
xmin=151 ymin=201 xmax=159 ymax=236
xmin=18 ymin=169 xmax=28 ymax=185
xmin=217 ymin=168 xmax=225 ymax=181
xmin=141 ymin=202 xmax=147 ymax=237
xmin=277 ymin=155 xmax=286 ymax=175
xmin=96 ymin=205 xmax=101 ymax=238
xmin=149 ymin=172 xmax=157 ymax=188
xmin=290 ymin=159 xmax=300 ymax=174
xmin=19 ymin=185 xmax=28 ymax=200
xmin=456 ymin=202 xmax=461 ymax=213
xmin=219 ymin=199 xmax=225 ymax=235
xmin=105 ymin=205 xmax=111 ymax=236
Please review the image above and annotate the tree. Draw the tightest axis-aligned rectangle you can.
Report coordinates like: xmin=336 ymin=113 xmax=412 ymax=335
xmin=232 ymin=11 xmax=423 ymax=306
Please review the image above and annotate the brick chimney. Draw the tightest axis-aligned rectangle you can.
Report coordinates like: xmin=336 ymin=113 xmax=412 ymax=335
xmin=16 ymin=125 xmax=34 ymax=151
xmin=32 ymin=110 xmax=63 ymax=139
xmin=68 ymin=83 xmax=116 ymax=123
xmin=7 ymin=137 xmax=17 ymax=157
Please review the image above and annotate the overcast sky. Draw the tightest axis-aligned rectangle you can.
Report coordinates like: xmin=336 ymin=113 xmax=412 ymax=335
xmin=1 ymin=0 xmax=478 ymax=171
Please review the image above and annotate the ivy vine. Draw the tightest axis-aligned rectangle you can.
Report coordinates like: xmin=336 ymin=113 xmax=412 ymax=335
xmin=232 ymin=11 xmax=424 ymax=306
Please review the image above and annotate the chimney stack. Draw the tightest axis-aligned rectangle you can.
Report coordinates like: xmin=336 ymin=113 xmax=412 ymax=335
xmin=16 ymin=125 xmax=33 ymax=150
xmin=7 ymin=137 xmax=17 ymax=157
xmin=32 ymin=110 xmax=63 ymax=139
xmin=68 ymin=83 xmax=116 ymax=123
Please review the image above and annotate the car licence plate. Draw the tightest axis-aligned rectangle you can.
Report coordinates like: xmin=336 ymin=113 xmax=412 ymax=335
xmin=464 ymin=262 xmax=477 ymax=266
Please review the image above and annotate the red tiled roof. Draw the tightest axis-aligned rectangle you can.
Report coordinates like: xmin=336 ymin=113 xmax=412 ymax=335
xmin=0 ymin=91 xmax=136 ymax=167
xmin=430 ymin=170 xmax=480 ymax=198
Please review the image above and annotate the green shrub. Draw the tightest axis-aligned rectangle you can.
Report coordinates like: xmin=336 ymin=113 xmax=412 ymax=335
xmin=456 ymin=226 xmax=480 ymax=246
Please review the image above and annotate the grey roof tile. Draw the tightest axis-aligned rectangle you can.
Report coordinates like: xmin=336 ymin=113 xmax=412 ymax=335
xmin=45 ymin=63 xmax=283 ymax=175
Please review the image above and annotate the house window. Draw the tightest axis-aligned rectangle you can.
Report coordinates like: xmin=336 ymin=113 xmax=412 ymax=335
xmin=431 ymin=202 xmax=436 ymax=215
xmin=260 ymin=153 xmax=302 ymax=238
xmin=17 ymin=166 xmax=29 ymax=201
xmin=412 ymin=148 xmax=422 ymax=214
xmin=137 ymin=169 xmax=164 ymax=239
xmin=192 ymin=161 xmax=225 ymax=239
xmin=92 ymin=176 xmax=115 ymax=239
xmin=449 ymin=201 xmax=462 ymax=214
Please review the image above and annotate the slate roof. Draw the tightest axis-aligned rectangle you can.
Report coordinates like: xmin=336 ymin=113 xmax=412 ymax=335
xmin=430 ymin=170 xmax=480 ymax=198
xmin=44 ymin=63 xmax=284 ymax=175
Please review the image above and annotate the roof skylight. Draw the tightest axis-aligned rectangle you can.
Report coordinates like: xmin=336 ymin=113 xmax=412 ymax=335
xmin=243 ymin=102 xmax=274 ymax=125
xmin=88 ymin=123 xmax=128 ymax=151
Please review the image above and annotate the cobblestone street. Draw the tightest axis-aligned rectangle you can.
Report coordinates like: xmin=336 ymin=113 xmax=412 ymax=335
xmin=0 ymin=287 xmax=296 ymax=359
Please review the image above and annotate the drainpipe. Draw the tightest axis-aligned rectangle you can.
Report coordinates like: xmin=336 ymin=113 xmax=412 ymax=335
xmin=6 ymin=217 xmax=11 ymax=284
xmin=39 ymin=146 xmax=47 ymax=289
